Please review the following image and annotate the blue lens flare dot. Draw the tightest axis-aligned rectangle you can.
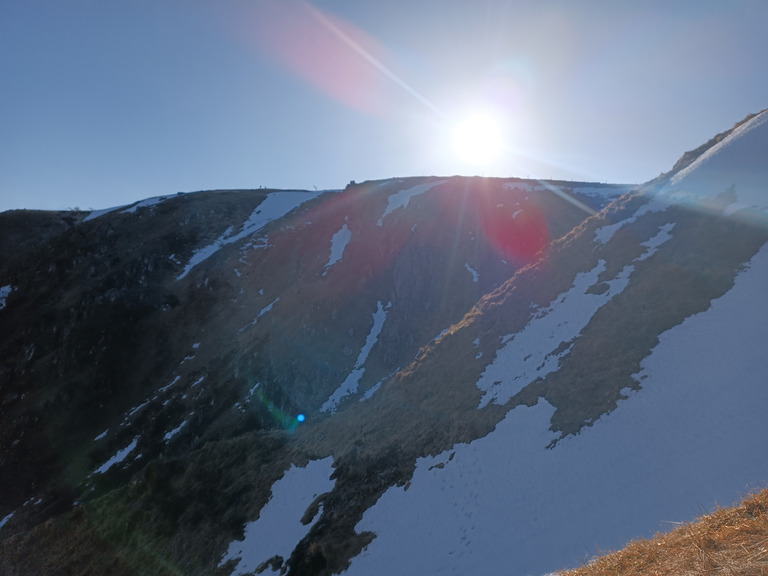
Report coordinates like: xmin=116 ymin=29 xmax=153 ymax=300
xmin=297 ymin=413 xmax=306 ymax=423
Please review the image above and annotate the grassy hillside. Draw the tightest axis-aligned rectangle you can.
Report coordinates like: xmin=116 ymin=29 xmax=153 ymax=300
xmin=562 ymin=487 xmax=768 ymax=576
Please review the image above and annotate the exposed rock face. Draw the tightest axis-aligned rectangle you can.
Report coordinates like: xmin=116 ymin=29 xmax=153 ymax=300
xmin=0 ymin=111 xmax=767 ymax=576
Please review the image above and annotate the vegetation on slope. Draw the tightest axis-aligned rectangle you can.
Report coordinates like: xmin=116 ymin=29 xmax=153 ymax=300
xmin=562 ymin=487 xmax=768 ymax=576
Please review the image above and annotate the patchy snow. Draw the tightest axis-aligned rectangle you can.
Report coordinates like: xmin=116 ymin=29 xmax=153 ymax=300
xmin=661 ymin=110 xmax=768 ymax=214
xmin=593 ymin=196 xmax=669 ymax=244
xmin=322 ymin=301 xmax=389 ymax=413
xmin=164 ymin=420 xmax=188 ymax=441
xmin=120 ymin=195 xmax=173 ymax=214
xmin=178 ymin=190 xmax=323 ymax=279
xmin=360 ymin=369 xmax=398 ymax=403
xmin=432 ymin=328 xmax=449 ymax=342
xmin=158 ymin=375 xmax=181 ymax=393
xmin=0 ymin=285 xmax=14 ymax=310
xmin=360 ymin=380 xmax=382 ymax=402
xmin=93 ymin=437 xmax=139 ymax=475
xmin=93 ymin=429 xmax=108 ymax=441
xmin=377 ymin=181 xmax=446 ymax=226
xmin=0 ymin=512 xmax=14 ymax=531
xmin=636 ymin=222 xmax=675 ymax=261
xmin=464 ymin=263 xmax=479 ymax=283
xmin=476 ymin=260 xmax=633 ymax=407
xmin=244 ymin=298 xmax=280 ymax=330
xmin=259 ymin=298 xmax=279 ymax=318
xmin=324 ymin=223 xmax=352 ymax=274
xmin=190 ymin=375 xmax=206 ymax=387
xmin=83 ymin=205 xmax=128 ymax=221
xmin=126 ymin=400 xmax=149 ymax=418
xmin=220 ymin=457 xmax=336 ymax=575
xmin=348 ymin=242 xmax=768 ymax=576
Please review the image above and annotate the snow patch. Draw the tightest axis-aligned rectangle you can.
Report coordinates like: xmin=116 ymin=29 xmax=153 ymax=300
xmin=177 ymin=190 xmax=323 ymax=279
xmin=593 ymin=197 xmax=668 ymax=245
xmin=360 ymin=380 xmax=382 ymax=402
xmin=0 ymin=285 xmax=13 ymax=310
xmin=432 ymin=328 xmax=450 ymax=342
xmin=220 ymin=457 xmax=336 ymax=575
xmin=0 ymin=512 xmax=14 ymax=531
xmin=83 ymin=205 xmax=128 ymax=221
xmin=158 ymin=375 xmax=181 ymax=393
xmin=324 ymin=223 xmax=352 ymax=274
xmin=635 ymin=223 xmax=675 ymax=261
xmin=322 ymin=301 xmax=389 ymax=412
xmin=190 ymin=375 xmax=206 ymax=388
xmin=476 ymin=260 xmax=633 ymax=407
xmin=164 ymin=420 xmax=188 ymax=441
xmin=93 ymin=429 xmax=108 ymax=441
xmin=121 ymin=195 xmax=173 ymax=214
xmin=377 ymin=181 xmax=446 ymax=226
xmin=93 ymin=437 xmax=139 ymax=474
xmin=464 ymin=263 xmax=479 ymax=283
xmin=127 ymin=400 xmax=149 ymax=418
xmin=259 ymin=299 xmax=279 ymax=317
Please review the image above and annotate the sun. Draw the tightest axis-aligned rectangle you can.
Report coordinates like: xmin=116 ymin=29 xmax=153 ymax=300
xmin=451 ymin=111 xmax=504 ymax=165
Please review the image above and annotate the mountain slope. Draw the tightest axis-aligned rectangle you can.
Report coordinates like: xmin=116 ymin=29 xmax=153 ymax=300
xmin=0 ymin=177 xmax=622 ymax=571
xmin=1 ymin=111 xmax=767 ymax=575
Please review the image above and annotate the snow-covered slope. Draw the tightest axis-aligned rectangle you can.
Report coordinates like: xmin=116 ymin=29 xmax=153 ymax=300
xmin=346 ymin=242 xmax=768 ymax=575
xmin=661 ymin=109 xmax=768 ymax=214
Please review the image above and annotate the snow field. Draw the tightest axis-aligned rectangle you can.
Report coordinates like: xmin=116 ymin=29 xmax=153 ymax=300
xmin=663 ymin=110 xmax=768 ymax=212
xmin=220 ymin=457 xmax=336 ymax=575
xmin=347 ymin=241 xmax=768 ymax=576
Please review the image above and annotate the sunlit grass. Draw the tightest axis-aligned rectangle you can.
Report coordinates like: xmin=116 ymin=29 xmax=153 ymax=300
xmin=562 ymin=487 xmax=768 ymax=576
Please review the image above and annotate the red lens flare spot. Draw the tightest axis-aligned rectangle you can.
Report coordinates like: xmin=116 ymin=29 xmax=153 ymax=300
xmin=244 ymin=0 xmax=388 ymax=113
xmin=476 ymin=186 xmax=549 ymax=264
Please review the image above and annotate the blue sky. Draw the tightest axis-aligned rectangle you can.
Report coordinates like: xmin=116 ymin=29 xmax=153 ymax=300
xmin=1 ymin=0 xmax=767 ymax=212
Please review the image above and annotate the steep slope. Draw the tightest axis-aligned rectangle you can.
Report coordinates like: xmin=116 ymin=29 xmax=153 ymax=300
xmin=0 ymin=177 xmax=620 ymax=573
xmin=327 ymin=112 xmax=768 ymax=575
xmin=1 ymin=110 xmax=766 ymax=576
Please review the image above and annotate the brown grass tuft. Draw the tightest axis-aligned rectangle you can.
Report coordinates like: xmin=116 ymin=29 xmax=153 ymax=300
xmin=561 ymin=487 xmax=768 ymax=576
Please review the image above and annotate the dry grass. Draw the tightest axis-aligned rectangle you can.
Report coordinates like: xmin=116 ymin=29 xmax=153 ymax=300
xmin=562 ymin=487 xmax=768 ymax=576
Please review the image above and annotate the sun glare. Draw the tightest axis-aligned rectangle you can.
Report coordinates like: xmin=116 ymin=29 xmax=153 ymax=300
xmin=451 ymin=112 xmax=504 ymax=165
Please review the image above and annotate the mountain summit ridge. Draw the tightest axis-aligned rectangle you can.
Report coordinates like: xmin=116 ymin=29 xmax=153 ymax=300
xmin=1 ymin=111 xmax=767 ymax=575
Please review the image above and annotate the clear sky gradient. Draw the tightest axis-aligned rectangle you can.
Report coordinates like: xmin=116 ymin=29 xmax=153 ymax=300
xmin=2 ymin=0 xmax=767 ymax=212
